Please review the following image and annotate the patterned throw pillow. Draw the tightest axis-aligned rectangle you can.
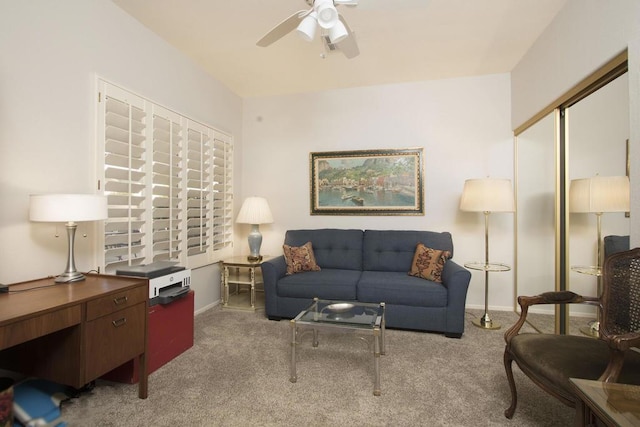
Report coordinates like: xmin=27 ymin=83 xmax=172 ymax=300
xmin=283 ymin=241 xmax=321 ymax=275
xmin=408 ymin=243 xmax=451 ymax=283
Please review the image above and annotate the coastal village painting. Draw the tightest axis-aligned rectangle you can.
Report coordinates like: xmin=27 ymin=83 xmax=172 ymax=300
xmin=310 ymin=148 xmax=424 ymax=215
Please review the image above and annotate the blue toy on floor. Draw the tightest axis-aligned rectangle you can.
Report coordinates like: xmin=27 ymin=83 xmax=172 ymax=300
xmin=12 ymin=379 xmax=72 ymax=427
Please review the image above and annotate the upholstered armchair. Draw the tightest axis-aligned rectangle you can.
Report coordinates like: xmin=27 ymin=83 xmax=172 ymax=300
xmin=503 ymin=248 xmax=640 ymax=419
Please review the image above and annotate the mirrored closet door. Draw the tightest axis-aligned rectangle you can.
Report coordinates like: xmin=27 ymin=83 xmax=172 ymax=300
xmin=514 ymin=51 xmax=629 ymax=334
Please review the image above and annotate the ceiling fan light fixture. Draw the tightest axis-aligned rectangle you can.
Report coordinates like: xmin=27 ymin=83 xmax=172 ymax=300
xmin=328 ymin=20 xmax=348 ymax=43
xmin=315 ymin=0 xmax=338 ymax=29
xmin=296 ymin=11 xmax=318 ymax=42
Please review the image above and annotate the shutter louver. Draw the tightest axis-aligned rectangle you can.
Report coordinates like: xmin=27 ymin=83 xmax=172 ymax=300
xmin=103 ymin=94 xmax=147 ymax=271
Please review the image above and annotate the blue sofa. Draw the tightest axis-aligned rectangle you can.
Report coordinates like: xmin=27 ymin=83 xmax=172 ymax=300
xmin=261 ymin=229 xmax=472 ymax=338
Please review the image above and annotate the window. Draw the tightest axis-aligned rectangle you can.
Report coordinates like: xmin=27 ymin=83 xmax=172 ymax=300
xmin=96 ymin=80 xmax=233 ymax=273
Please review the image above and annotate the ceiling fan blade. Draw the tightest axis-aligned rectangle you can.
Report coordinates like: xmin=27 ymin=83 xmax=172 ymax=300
xmin=336 ymin=15 xmax=359 ymax=58
xmin=256 ymin=9 xmax=310 ymax=47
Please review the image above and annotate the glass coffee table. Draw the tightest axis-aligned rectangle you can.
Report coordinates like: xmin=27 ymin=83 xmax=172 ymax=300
xmin=289 ymin=298 xmax=386 ymax=396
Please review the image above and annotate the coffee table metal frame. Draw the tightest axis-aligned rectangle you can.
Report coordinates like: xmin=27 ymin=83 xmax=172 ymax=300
xmin=289 ymin=297 xmax=386 ymax=396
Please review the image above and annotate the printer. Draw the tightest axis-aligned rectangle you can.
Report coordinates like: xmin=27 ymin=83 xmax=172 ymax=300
xmin=116 ymin=261 xmax=191 ymax=306
xmin=106 ymin=260 xmax=194 ymax=384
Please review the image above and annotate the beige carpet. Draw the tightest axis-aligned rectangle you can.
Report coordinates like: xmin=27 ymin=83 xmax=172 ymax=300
xmin=59 ymin=307 xmax=573 ymax=426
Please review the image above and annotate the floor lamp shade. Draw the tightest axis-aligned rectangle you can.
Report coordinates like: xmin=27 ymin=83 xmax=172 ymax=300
xmin=459 ymin=178 xmax=515 ymax=213
xmin=29 ymin=194 xmax=108 ymax=283
xmin=569 ymin=176 xmax=630 ymax=214
xmin=236 ymin=197 xmax=274 ymax=262
xmin=569 ymin=176 xmax=629 ymax=336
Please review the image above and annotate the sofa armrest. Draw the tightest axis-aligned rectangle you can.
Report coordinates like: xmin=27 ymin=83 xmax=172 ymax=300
xmin=261 ymin=256 xmax=287 ymax=314
xmin=440 ymin=260 xmax=471 ymax=336
xmin=441 ymin=260 xmax=471 ymax=294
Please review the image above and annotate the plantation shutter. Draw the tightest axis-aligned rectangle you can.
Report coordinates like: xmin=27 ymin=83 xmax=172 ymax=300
xmin=152 ymin=107 xmax=183 ymax=263
xmin=212 ymin=133 xmax=233 ymax=254
xmin=185 ymin=122 xmax=213 ymax=258
xmin=97 ymin=79 xmax=234 ymax=273
xmin=99 ymin=83 xmax=148 ymax=272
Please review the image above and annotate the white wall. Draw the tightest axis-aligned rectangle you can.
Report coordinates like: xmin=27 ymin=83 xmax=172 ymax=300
xmin=242 ymin=74 xmax=516 ymax=311
xmin=0 ymin=0 xmax=243 ymax=312
xmin=511 ymin=0 xmax=640 ymax=246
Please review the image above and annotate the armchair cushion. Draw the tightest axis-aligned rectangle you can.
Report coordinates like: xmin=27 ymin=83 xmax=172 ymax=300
xmin=510 ymin=334 xmax=640 ymax=403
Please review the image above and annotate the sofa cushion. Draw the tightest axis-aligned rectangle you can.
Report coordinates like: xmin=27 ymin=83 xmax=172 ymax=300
xmin=277 ymin=269 xmax=360 ymax=300
xmin=363 ymin=230 xmax=454 ymax=272
xmin=408 ymin=243 xmax=451 ymax=283
xmin=357 ymin=271 xmax=448 ymax=307
xmin=284 ymin=229 xmax=363 ymax=271
xmin=283 ymin=241 xmax=321 ymax=275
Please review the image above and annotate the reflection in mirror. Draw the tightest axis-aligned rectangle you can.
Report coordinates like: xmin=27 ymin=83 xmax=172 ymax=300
xmin=513 ymin=51 xmax=628 ymax=335
xmin=568 ymin=72 xmax=630 ymax=336
xmin=515 ymin=112 xmax=557 ymax=333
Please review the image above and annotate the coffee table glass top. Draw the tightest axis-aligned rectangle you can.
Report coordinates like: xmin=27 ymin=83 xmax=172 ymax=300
xmin=294 ymin=299 xmax=384 ymax=329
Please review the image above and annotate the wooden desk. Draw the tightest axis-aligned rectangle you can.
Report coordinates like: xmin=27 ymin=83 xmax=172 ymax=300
xmin=570 ymin=378 xmax=640 ymax=427
xmin=0 ymin=274 xmax=149 ymax=398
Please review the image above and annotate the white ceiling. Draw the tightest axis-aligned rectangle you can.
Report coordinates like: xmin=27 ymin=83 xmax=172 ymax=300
xmin=112 ymin=0 xmax=567 ymax=98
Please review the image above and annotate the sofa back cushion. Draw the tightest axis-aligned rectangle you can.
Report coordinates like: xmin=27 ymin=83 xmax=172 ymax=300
xmin=363 ymin=230 xmax=454 ymax=272
xmin=284 ymin=229 xmax=364 ymax=271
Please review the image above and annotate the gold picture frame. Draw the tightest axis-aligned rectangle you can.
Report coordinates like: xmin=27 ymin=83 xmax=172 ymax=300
xmin=310 ymin=148 xmax=424 ymax=215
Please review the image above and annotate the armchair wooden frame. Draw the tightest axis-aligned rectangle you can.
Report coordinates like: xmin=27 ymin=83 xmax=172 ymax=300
xmin=503 ymin=248 xmax=640 ymax=419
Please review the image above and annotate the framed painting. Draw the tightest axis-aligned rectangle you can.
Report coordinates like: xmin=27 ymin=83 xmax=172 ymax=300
xmin=310 ymin=148 xmax=424 ymax=215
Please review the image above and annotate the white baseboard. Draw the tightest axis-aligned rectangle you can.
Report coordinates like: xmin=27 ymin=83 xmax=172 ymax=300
xmin=465 ymin=304 xmax=514 ymax=312
xmin=195 ymin=300 xmax=220 ymax=316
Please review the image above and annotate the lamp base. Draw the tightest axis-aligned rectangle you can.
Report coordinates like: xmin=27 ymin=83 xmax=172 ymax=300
xmin=247 ymin=255 xmax=263 ymax=262
xmin=472 ymin=314 xmax=501 ymax=330
xmin=55 ymin=271 xmax=86 ymax=283
xmin=580 ymin=320 xmax=600 ymax=338
xmin=55 ymin=222 xmax=86 ymax=283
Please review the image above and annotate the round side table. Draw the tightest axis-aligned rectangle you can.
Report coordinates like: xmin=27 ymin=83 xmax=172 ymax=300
xmin=464 ymin=262 xmax=511 ymax=330
xmin=571 ymin=265 xmax=602 ymax=337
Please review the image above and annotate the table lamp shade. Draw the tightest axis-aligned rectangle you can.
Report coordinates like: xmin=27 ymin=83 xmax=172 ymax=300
xmin=29 ymin=194 xmax=108 ymax=222
xmin=460 ymin=178 xmax=515 ymax=213
xmin=29 ymin=193 xmax=108 ymax=283
xmin=569 ymin=176 xmax=630 ymax=213
xmin=236 ymin=197 xmax=273 ymax=224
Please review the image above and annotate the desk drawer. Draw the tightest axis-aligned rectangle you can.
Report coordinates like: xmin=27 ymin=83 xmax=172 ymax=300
xmin=85 ymin=285 xmax=147 ymax=321
xmin=85 ymin=302 xmax=146 ymax=380
xmin=0 ymin=305 xmax=81 ymax=349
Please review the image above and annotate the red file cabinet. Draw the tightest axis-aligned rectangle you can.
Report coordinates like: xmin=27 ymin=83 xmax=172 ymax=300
xmin=103 ymin=290 xmax=194 ymax=384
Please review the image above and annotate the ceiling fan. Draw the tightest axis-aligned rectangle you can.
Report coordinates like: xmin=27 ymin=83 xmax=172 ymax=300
xmin=256 ymin=0 xmax=360 ymax=59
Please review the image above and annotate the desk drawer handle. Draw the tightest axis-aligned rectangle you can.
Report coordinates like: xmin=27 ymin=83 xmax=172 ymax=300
xmin=113 ymin=296 xmax=128 ymax=305
xmin=112 ymin=317 xmax=127 ymax=327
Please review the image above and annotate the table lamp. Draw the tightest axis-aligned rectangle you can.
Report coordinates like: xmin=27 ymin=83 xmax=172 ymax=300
xmin=236 ymin=196 xmax=273 ymax=262
xmin=460 ymin=178 xmax=515 ymax=329
xmin=569 ymin=175 xmax=629 ymax=335
xmin=29 ymin=194 xmax=108 ymax=283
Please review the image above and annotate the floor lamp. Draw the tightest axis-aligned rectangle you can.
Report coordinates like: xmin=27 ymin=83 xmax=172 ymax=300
xmin=460 ymin=178 xmax=515 ymax=330
xmin=236 ymin=196 xmax=274 ymax=262
xmin=569 ymin=175 xmax=630 ymax=336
